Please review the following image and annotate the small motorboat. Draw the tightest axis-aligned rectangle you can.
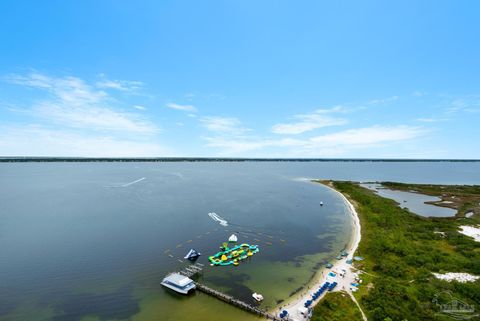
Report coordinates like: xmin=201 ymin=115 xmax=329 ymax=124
xmin=184 ymin=248 xmax=201 ymax=261
xmin=320 ymin=201 xmax=324 ymax=206
xmin=252 ymin=292 xmax=264 ymax=302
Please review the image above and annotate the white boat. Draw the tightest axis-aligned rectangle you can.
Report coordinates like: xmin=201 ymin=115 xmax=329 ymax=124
xmin=161 ymin=273 xmax=196 ymax=294
xmin=252 ymin=292 xmax=264 ymax=301
xmin=320 ymin=201 xmax=324 ymax=206
xmin=208 ymin=212 xmax=228 ymax=226
xmin=228 ymin=234 xmax=238 ymax=242
xmin=184 ymin=248 xmax=201 ymax=260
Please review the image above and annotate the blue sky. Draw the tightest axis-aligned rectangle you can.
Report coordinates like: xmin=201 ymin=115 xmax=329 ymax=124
xmin=0 ymin=0 xmax=479 ymax=158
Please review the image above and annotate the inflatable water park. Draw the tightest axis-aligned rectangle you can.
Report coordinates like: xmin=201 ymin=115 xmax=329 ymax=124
xmin=208 ymin=234 xmax=260 ymax=266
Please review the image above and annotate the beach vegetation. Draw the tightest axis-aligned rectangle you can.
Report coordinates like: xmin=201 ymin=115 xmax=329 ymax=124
xmin=311 ymin=291 xmax=363 ymax=321
xmin=318 ymin=181 xmax=480 ymax=321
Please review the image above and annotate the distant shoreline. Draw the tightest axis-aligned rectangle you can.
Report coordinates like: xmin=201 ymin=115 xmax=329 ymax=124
xmin=0 ymin=157 xmax=479 ymax=163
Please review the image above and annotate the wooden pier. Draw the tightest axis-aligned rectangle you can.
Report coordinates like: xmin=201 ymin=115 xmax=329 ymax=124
xmin=195 ymin=282 xmax=281 ymax=321
xmin=165 ymin=263 xmax=289 ymax=321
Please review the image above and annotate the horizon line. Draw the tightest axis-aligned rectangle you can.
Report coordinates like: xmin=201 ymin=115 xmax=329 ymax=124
xmin=1 ymin=156 xmax=479 ymax=162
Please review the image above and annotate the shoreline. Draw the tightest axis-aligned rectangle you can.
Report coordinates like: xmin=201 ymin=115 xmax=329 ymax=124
xmin=271 ymin=181 xmax=362 ymax=320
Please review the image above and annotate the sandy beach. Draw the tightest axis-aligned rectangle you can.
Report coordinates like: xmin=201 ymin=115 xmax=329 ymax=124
xmin=274 ymin=183 xmax=363 ymax=321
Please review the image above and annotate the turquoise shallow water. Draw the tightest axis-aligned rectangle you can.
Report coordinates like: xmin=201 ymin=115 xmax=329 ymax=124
xmin=0 ymin=161 xmax=479 ymax=321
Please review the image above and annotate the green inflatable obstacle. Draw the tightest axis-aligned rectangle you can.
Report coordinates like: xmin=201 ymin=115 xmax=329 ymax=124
xmin=209 ymin=243 xmax=260 ymax=266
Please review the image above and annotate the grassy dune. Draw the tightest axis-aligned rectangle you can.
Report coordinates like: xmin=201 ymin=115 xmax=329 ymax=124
xmin=312 ymin=292 xmax=363 ymax=321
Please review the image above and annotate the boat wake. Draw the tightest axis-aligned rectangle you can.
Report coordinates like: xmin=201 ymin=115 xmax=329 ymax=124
xmin=121 ymin=177 xmax=146 ymax=187
xmin=208 ymin=212 xmax=228 ymax=226
xmin=105 ymin=177 xmax=146 ymax=188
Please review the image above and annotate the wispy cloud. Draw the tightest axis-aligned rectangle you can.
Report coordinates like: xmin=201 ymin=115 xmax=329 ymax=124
xmin=6 ymin=73 xmax=107 ymax=103
xmin=166 ymin=102 xmax=197 ymax=112
xmin=33 ymin=101 xmax=157 ymax=133
xmin=200 ymin=116 xmax=249 ymax=134
xmin=306 ymin=125 xmax=424 ymax=148
xmin=133 ymin=105 xmax=146 ymax=110
xmin=5 ymin=72 xmax=158 ymax=134
xmin=204 ymin=125 xmax=426 ymax=157
xmin=0 ymin=125 xmax=170 ymax=157
xmin=368 ymin=96 xmax=399 ymax=105
xmin=413 ymin=91 xmax=427 ymax=97
xmin=96 ymin=74 xmax=143 ymax=92
xmin=204 ymin=136 xmax=300 ymax=155
xmin=415 ymin=117 xmax=447 ymax=123
xmin=271 ymin=106 xmax=347 ymax=135
xmin=445 ymin=97 xmax=480 ymax=114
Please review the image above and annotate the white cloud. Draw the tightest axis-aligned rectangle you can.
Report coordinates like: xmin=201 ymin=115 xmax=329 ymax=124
xmin=96 ymin=74 xmax=143 ymax=92
xmin=204 ymin=136 xmax=301 ymax=155
xmin=200 ymin=116 xmax=249 ymax=134
xmin=306 ymin=125 xmax=424 ymax=148
xmin=5 ymin=73 xmax=56 ymax=89
xmin=204 ymin=125 xmax=426 ymax=157
xmin=166 ymin=102 xmax=197 ymax=112
xmin=5 ymin=72 xmax=158 ymax=134
xmin=33 ymin=101 xmax=156 ymax=133
xmin=415 ymin=117 xmax=447 ymax=123
xmin=133 ymin=105 xmax=146 ymax=110
xmin=6 ymin=73 xmax=107 ymax=103
xmin=272 ymin=107 xmax=347 ymax=135
xmin=0 ymin=125 xmax=171 ymax=157
xmin=445 ymin=98 xmax=480 ymax=114
xmin=368 ymin=96 xmax=399 ymax=105
xmin=413 ymin=91 xmax=427 ymax=97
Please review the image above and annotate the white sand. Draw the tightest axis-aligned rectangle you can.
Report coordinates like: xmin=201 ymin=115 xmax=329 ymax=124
xmin=459 ymin=225 xmax=480 ymax=242
xmin=433 ymin=272 xmax=480 ymax=283
xmin=276 ymin=185 xmax=362 ymax=321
